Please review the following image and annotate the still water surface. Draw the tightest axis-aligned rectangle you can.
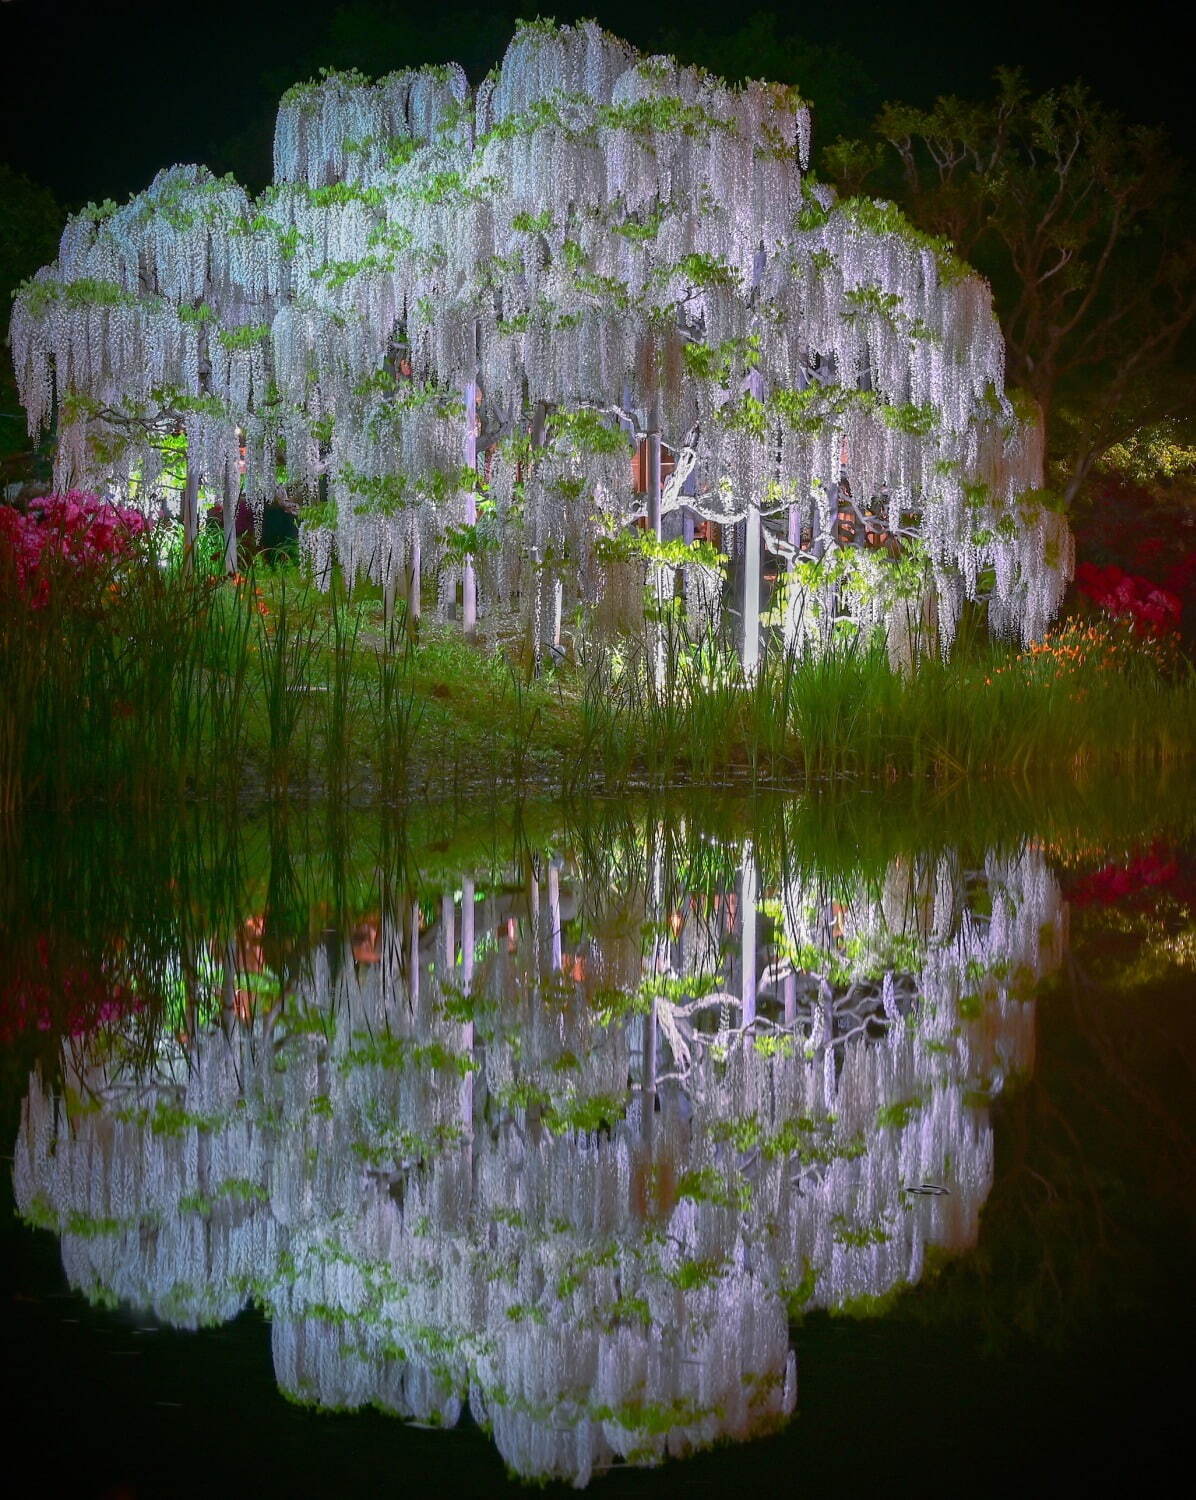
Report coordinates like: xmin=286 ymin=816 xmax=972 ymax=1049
xmin=2 ymin=792 xmax=1191 ymax=1494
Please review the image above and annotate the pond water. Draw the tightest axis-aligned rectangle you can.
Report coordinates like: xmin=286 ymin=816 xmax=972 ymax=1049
xmin=1 ymin=788 xmax=1191 ymax=1495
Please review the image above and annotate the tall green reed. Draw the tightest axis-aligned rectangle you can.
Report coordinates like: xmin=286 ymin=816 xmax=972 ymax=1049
xmin=573 ymin=609 xmax=1196 ymax=789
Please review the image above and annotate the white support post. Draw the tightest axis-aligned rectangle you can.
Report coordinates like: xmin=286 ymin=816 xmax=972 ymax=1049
xmin=742 ymin=366 xmax=764 ymax=676
xmin=551 ymin=576 xmax=563 ymax=655
xmin=742 ymin=500 xmax=761 ymax=677
xmin=647 ymin=399 xmax=664 ymax=687
xmin=462 ymin=376 xmax=478 ymax=641
xmin=182 ymin=457 xmax=199 ymax=560
xmin=407 ymin=528 xmax=421 ymax=634
xmin=223 ymin=468 xmax=238 ymax=576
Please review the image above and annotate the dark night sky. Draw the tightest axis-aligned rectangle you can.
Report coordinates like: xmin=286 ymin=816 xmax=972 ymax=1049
xmin=1 ymin=0 xmax=1190 ymax=207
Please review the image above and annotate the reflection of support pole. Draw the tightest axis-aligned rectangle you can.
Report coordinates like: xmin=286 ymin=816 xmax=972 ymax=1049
xmin=409 ymin=900 xmax=421 ymax=1011
xmin=221 ymin=939 xmax=237 ymax=1035
xmin=441 ymin=891 xmax=455 ymax=979
xmin=461 ymin=879 xmax=475 ymax=989
xmin=821 ymin=980 xmax=836 ymax=1103
xmin=460 ymin=878 xmax=475 ymax=1133
xmin=741 ymin=841 xmax=757 ymax=1027
xmin=527 ymin=861 xmax=540 ymax=966
xmin=462 ymin=377 xmax=478 ymax=641
xmin=548 ymin=861 xmax=562 ymax=973
xmin=642 ymin=1002 xmax=657 ymax=1142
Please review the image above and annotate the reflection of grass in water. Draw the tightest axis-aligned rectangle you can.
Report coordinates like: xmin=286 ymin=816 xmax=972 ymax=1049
xmin=3 ymin=774 xmax=1194 ymax=1087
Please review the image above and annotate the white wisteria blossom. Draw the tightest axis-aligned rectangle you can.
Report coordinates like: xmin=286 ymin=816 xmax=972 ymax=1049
xmin=9 ymin=19 xmax=1071 ymax=660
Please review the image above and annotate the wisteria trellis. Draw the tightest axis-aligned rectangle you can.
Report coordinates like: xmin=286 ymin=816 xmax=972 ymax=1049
xmin=9 ymin=19 xmax=1072 ymax=664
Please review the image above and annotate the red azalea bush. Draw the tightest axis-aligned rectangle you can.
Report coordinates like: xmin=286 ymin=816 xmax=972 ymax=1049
xmin=1073 ymin=561 xmax=1183 ymax=635
xmin=1070 ymin=472 xmax=1195 ymax=637
xmin=1065 ymin=843 xmax=1188 ymax=909
xmin=0 ymin=491 xmax=150 ymax=606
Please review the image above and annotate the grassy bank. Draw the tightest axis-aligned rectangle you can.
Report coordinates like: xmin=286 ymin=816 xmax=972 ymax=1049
xmin=2 ymin=550 xmax=1193 ymax=814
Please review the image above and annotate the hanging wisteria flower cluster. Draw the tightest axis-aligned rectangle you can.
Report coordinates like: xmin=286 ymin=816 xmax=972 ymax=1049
xmin=9 ymin=19 xmax=1072 ymax=660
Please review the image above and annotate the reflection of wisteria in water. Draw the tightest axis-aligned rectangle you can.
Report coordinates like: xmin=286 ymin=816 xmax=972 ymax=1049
xmin=14 ymin=836 xmax=1063 ymax=1486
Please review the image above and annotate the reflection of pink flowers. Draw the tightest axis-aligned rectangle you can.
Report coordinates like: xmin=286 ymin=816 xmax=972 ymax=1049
xmin=1073 ymin=561 xmax=1182 ymax=635
xmin=0 ymin=492 xmax=149 ymax=606
xmin=0 ymin=934 xmax=142 ymax=1042
xmin=1067 ymin=844 xmax=1180 ymax=907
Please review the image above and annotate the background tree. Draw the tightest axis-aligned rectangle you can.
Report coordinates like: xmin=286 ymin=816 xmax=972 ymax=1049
xmin=824 ymin=71 xmax=1196 ymax=503
xmin=0 ymin=165 xmax=62 ymax=484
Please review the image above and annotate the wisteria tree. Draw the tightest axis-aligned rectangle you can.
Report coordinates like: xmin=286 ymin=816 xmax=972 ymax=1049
xmin=9 ymin=20 xmax=1072 ymax=667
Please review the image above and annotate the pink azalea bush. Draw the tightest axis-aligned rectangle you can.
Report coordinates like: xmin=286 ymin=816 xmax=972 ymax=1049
xmin=0 ymin=491 xmax=150 ymax=606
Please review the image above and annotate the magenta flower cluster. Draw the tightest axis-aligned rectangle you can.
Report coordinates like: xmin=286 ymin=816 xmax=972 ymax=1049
xmin=1073 ymin=561 xmax=1183 ymax=635
xmin=0 ymin=491 xmax=150 ymax=605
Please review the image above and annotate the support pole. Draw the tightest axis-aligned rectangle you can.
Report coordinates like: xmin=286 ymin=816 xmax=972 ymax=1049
xmin=462 ymin=376 xmax=478 ymax=641
xmin=548 ymin=861 xmax=562 ymax=973
xmin=551 ymin=576 xmax=563 ymax=655
xmin=742 ymin=367 xmax=764 ymax=676
xmin=647 ymin=397 xmax=664 ymax=686
xmin=182 ymin=457 xmax=199 ymax=562
xmin=525 ymin=401 xmax=548 ymax=673
xmin=406 ymin=528 xmax=421 ymax=638
xmin=742 ymin=500 xmax=761 ymax=677
xmin=223 ymin=468 xmax=238 ymax=576
xmin=441 ymin=891 xmax=455 ymax=981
